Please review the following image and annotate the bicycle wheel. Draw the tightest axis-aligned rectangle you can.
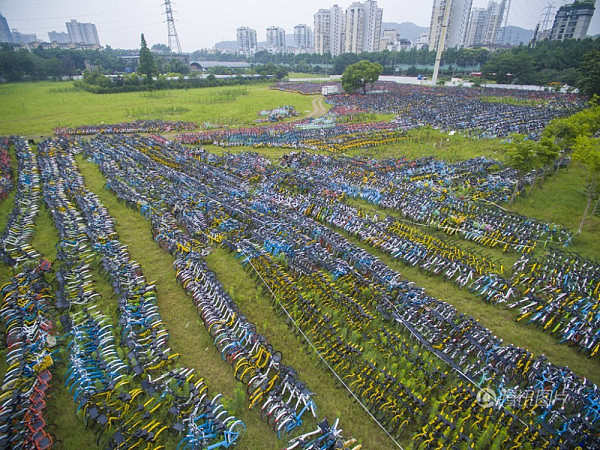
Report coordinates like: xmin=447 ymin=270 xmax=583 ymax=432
xmin=226 ymin=419 xmax=246 ymax=446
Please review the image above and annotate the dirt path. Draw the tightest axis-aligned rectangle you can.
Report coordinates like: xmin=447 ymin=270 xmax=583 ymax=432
xmin=306 ymin=96 xmax=327 ymax=118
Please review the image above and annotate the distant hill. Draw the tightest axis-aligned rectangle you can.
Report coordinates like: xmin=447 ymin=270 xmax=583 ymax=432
xmin=497 ymin=26 xmax=534 ymax=46
xmin=381 ymin=22 xmax=429 ymax=43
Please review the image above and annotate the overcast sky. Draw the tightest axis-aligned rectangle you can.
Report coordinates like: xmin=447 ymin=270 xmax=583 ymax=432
xmin=1 ymin=0 xmax=599 ymax=51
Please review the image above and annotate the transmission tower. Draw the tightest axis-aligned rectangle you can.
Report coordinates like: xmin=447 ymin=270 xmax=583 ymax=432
xmin=540 ymin=2 xmax=555 ymax=31
xmin=163 ymin=0 xmax=182 ymax=54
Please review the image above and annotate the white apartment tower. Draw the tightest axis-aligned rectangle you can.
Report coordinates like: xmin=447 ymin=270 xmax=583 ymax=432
xmin=345 ymin=2 xmax=365 ymax=53
xmin=428 ymin=0 xmax=473 ymax=51
xmin=465 ymin=7 xmax=487 ymax=46
xmin=266 ymin=26 xmax=286 ymax=53
xmin=363 ymin=0 xmax=383 ymax=52
xmin=344 ymin=0 xmax=382 ymax=53
xmin=66 ymin=19 xmax=100 ymax=45
xmin=314 ymin=5 xmax=345 ymax=56
xmin=314 ymin=9 xmax=331 ymax=54
xmin=482 ymin=0 xmax=506 ymax=45
xmin=237 ymin=26 xmax=257 ymax=57
xmin=330 ymin=4 xmax=345 ymax=56
xmin=549 ymin=1 xmax=595 ymax=41
xmin=294 ymin=24 xmax=313 ymax=51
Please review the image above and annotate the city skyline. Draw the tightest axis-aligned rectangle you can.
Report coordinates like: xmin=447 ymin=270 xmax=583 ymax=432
xmin=1 ymin=0 xmax=599 ymax=51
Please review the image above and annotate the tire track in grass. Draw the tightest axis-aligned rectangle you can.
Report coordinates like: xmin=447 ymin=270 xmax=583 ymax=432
xmin=75 ymin=154 xmax=281 ymax=450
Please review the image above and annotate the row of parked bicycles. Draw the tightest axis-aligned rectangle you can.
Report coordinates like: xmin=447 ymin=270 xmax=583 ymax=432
xmin=76 ymin=134 xmax=598 ymax=449
xmin=278 ymin=152 xmax=572 ymax=252
xmin=35 ymin=138 xmax=246 ymax=449
xmin=176 ymin=120 xmax=407 ymax=153
xmin=0 ymin=138 xmax=55 ymax=449
xmin=0 ymin=137 xmax=13 ymax=201
xmin=54 ymin=120 xmax=198 ymax=136
xmin=85 ymin=135 xmax=357 ymax=449
xmin=267 ymin=152 xmax=600 ymax=355
xmin=273 ymin=81 xmax=584 ymax=138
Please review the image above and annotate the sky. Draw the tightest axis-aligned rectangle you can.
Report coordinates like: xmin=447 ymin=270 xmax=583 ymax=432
xmin=1 ymin=0 xmax=599 ymax=52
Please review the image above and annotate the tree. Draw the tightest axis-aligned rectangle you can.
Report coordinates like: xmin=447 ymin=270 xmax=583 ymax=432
xmin=482 ymin=50 xmax=534 ymax=84
xmin=341 ymin=60 xmax=383 ymax=94
xmin=535 ymin=136 xmax=560 ymax=187
xmin=576 ymin=50 xmax=600 ymax=97
xmin=138 ymin=33 xmax=157 ymax=79
xmin=504 ymin=134 xmax=539 ymax=204
xmin=572 ymin=135 xmax=600 ymax=234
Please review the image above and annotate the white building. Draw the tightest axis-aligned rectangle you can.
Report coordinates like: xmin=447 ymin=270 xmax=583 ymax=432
xmin=237 ymin=26 xmax=257 ymax=57
xmin=379 ymin=29 xmax=411 ymax=51
xmin=465 ymin=7 xmax=487 ymax=46
xmin=481 ymin=0 xmax=506 ymax=45
xmin=314 ymin=5 xmax=346 ymax=56
xmin=414 ymin=33 xmax=429 ymax=49
xmin=314 ymin=9 xmax=331 ymax=55
xmin=549 ymin=1 xmax=595 ymax=41
xmin=294 ymin=24 xmax=313 ymax=51
xmin=344 ymin=0 xmax=382 ymax=53
xmin=66 ymin=19 xmax=100 ymax=45
xmin=428 ymin=0 xmax=472 ymax=51
xmin=330 ymin=4 xmax=346 ymax=56
xmin=266 ymin=26 xmax=286 ymax=53
xmin=48 ymin=31 xmax=71 ymax=44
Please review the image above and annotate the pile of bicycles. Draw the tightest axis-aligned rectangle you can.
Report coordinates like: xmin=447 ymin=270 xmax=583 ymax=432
xmin=54 ymin=119 xmax=198 ymax=136
xmin=0 ymin=137 xmax=41 ymax=267
xmin=0 ymin=137 xmax=13 ymax=201
xmin=28 ymin=138 xmax=246 ymax=449
xmin=75 ymin=134 xmax=599 ymax=448
xmin=83 ymin=135 xmax=356 ymax=447
xmin=0 ymin=262 xmax=57 ymax=449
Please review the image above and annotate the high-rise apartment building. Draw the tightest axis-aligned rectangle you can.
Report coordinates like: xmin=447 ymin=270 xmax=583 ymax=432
xmin=428 ymin=0 xmax=473 ymax=51
xmin=314 ymin=5 xmax=345 ymax=56
xmin=66 ymin=19 xmax=100 ymax=45
xmin=481 ymin=0 xmax=506 ymax=44
xmin=549 ymin=1 xmax=595 ymax=41
xmin=237 ymin=26 xmax=257 ymax=56
xmin=294 ymin=24 xmax=313 ymax=51
xmin=344 ymin=1 xmax=382 ymax=53
xmin=314 ymin=1 xmax=381 ymax=56
xmin=465 ymin=7 xmax=487 ymax=46
xmin=465 ymin=1 xmax=505 ymax=47
xmin=0 ymin=13 xmax=13 ymax=43
xmin=48 ymin=31 xmax=71 ymax=44
xmin=362 ymin=0 xmax=383 ymax=52
xmin=330 ymin=5 xmax=345 ymax=56
xmin=314 ymin=9 xmax=331 ymax=55
xmin=266 ymin=26 xmax=286 ymax=53
xmin=345 ymin=2 xmax=365 ymax=53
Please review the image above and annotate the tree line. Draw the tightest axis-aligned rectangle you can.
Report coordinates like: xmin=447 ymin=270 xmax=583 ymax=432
xmin=1 ymin=37 xmax=598 ymax=96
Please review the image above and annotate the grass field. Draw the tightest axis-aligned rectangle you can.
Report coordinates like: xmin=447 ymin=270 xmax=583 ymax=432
xmin=0 ymin=81 xmax=319 ymax=136
xmin=0 ymin=81 xmax=599 ymax=448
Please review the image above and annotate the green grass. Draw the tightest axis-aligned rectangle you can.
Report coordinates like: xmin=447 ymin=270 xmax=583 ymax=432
xmin=509 ymin=164 xmax=600 ymax=258
xmin=0 ymin=82 xmax=319 ymax=137
xmin=480 ymin=95 xmax=547 ymax=107
xmin=287 ymin=73 xmax=331 ymax=79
